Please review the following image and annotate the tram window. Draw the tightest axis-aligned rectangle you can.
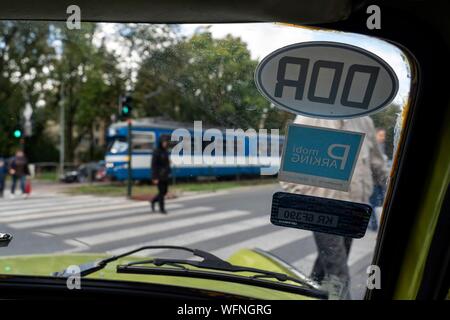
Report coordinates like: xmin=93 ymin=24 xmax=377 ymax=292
xmin=132 ymin=131 xmax=156 ymax=153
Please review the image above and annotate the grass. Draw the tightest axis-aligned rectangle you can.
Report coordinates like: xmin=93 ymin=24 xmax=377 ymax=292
xmin=64 ymin=178 xmax=277 ymax=197
xmin=33 ymin=171 xmax=59 ymax=182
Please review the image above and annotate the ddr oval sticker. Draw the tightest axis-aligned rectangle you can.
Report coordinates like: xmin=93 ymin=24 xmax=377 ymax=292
xmin=255 ymin=42 xmax=399 ymax=119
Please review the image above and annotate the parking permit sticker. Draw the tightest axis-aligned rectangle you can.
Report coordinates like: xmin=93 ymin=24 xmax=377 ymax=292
xmin=279 ymin=123 xmax=365 ymax=191
xmin=271 ymin=192 xmax=372 ymax=238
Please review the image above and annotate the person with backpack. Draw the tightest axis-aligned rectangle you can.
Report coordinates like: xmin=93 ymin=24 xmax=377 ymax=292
xmin=150 ymin=137 xmax=171 ymax=214
xmin=9 ymin=150 xmax=30 ymax=196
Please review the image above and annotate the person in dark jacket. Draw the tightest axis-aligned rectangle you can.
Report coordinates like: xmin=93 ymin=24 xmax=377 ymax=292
xmin=150 ymin=137 xmax=171 ymax=214
xmin=0 ymin=156 xmax=7 ymax=198
xmin=9 ymin=150 xmax=30 ymax=195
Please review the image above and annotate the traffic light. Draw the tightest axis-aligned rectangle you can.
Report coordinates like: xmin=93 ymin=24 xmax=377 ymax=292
xmin=13 ymin=127 xmax=22 ymax=139
xmin=120 ymin=96 xmax=133 ymax=119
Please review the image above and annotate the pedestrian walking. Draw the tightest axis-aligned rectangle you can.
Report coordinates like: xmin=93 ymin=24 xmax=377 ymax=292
xmin=368 ymin=128 xmax=389 ymax=231
xmin=0 ymin=156 xmax=7 ymax=198
xmin=150 ymin=137 xmax=171 ymax=214
xmin=280 ymin=115 xmax=388 ymax=299
xmin=9 ymin=150 xmax=30 ymax=197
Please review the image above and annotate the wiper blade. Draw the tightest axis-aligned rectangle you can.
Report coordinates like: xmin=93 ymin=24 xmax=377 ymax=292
xmin=122 ymin=256 xmax=301 ymax=285
xmin=117 ymin=263 xmax=327 ymax=299
xmin=53 ymin=245 xmax=202 ymax=277
xmin=52 ymin=245 xmax=327 ymax=299
xmin=0 ymin=233 xmax=13 ymax=248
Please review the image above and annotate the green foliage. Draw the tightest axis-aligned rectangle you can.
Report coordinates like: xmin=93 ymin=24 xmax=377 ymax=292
xmin=0 ymin=21 xmax=55 ymax=156
xmin=46 ymin=23 xmax=125 ymax=162
xmin=0 ymin=22 xmax=293 ymax=162
xmin=134 ymin=31 xmax=291 ymax=130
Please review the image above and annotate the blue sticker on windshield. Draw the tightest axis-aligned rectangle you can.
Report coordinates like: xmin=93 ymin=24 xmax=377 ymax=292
xmin=279 ymin=123 xmax=365 ymax=191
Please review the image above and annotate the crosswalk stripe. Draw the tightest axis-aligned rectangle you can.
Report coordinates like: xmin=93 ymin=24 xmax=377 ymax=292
xmin=8 ymin=203 xmax=183 ymax=229
xmin=107 ymin=215 xmax=270 ymax=256
xmin=211 ymin=228 xmax=312 ymax=259
xmin=42 ymin=206 xmax=214 ymax=235
xmin=349 ymin=252 xmax=373 ymax=276
xmin=71 ymin=209 xmax=251 ymax=247
xmin=167 ymin=191 xmax=230 ymax=203
xmin=291 ymin=252 xmax=317 ymax=275
xmin=1 ymin=200 xmax=85 ymax=214
xmin=289 ymin=231 xmax=378 ymax=275
xmin=0 ymin=198 xmax=126 ymax=216
xmin=0 ymin=195 xmax=93 ymax=208
xmin=348 ymin=232 xmax=377 ymax=265
xmin=0 ymin=201 xmax=155 ymax=224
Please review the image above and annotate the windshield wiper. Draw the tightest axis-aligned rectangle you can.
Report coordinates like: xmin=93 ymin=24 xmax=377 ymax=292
xmin=53 ymin=245 xmax=327 ymax=299
xmin=0 ymin=233 xmax=13 ymax=248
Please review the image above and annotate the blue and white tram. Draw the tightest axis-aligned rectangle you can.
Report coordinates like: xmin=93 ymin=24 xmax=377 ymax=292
xmin=105 ymin=118 xmax=282 ymax=181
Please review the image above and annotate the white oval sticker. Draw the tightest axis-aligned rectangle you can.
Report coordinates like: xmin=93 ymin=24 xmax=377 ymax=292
xmin=255 ymin=42 xmax=399 ymax=119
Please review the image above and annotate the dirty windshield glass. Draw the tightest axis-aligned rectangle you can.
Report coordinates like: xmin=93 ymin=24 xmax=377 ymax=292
xmin=0 ymin=21 xmax=411 ymax=300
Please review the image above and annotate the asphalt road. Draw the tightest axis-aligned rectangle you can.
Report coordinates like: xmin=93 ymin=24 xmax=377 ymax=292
xmin=0 ymin=183 xmax=377 ymax=299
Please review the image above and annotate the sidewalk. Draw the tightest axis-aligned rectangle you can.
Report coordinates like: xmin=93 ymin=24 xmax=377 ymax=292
xmin=1 ymin=179 xmax=280 ymax=202
xmin=1 ymin=179 xmax=70 ymax=198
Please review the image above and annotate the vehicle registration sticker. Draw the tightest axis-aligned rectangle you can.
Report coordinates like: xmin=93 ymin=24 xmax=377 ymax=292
xmin=271 ymin=192 xmax=372 ymax=238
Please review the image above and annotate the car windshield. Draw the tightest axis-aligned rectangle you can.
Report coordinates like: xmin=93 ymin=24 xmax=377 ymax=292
xmin=0 ymin=21 xmax=412 ymax=300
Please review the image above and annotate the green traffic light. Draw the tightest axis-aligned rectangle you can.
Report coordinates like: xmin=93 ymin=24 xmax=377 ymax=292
xmin=13 ymin=129 xmax=22 ymax=138
xmin=122 ymin=106 xmax=130 ymax=114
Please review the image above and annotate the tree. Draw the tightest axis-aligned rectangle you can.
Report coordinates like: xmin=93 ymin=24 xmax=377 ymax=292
xmin=48 ymin=23 xmax=125 ymax=162
xmin=46 ymin=23 xmax=178 ymax=162
xmin=0 ymin=21 xmax=56 ymax=158
xmin=115 ymin=23 xmax=179 ymax=90
xmin=74 ymin=44 xmax=124 ymax=160
xmin=1 ymin=22 xmax=293 ymax=163
xmin=134 ymin=31 xmax=292 ymax=130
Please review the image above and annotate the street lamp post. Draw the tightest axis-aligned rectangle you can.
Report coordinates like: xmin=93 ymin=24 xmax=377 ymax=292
xmin=127 ymin=119 xmax=133 ymax=198
xmin=59 ymin=83 xmax=65 ymax=177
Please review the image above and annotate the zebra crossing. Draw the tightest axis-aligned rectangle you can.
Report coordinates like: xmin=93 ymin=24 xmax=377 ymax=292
xmin=0 ymin=189 xmax=378 ymax=284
